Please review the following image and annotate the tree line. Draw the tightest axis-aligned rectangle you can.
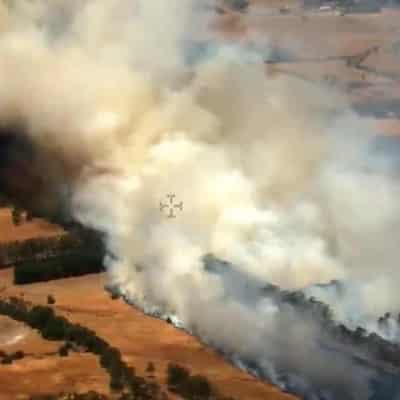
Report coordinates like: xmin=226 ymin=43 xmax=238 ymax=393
xmin=263 ymin=281 xmax=400 ymax=370
xmin=0 ymin=231 xmax=102 ymax=268
xmin=13 ymin=251 xmax=104 ymax=284
xmin=0 ymin=228 xmax=106 ymax=283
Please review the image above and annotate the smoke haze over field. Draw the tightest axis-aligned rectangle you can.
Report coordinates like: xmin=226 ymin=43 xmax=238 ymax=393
xmin=1 ymin=1 xmax=400 ymax=398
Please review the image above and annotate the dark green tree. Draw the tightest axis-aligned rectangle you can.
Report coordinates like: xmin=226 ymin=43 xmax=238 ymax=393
xmin=11 ymin=206 xmax=23 ymax=226
xmin=167 ymin=363 xmax=190 ymax=389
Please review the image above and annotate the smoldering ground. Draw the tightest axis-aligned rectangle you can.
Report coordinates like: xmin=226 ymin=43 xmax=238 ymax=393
xmin=0 ymin=1 xmax=400 ymax=399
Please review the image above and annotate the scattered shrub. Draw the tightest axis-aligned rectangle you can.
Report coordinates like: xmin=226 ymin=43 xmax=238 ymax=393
xmin=167 ymin=363 xmax=217 ymax=400
xmin=1 ymin=355 xmax=13 ymax=364
xmin=183 ymin=375 xmax=212 ymax=399
xmin=146 ymin=361 xmax=155 ymax=374
xmin=11 ymin=207 xmax=22 ymax=226
xmin=110 ymin=291 xmax=120 ymax=300
xmin=58 ymin=344 xmax=69 ymax=357
xmin=13 ymin=350 xmax=24 ymax=360
xmin=167 ymin=363 xmax=190 ymax=389
xmin=26 ymin=210 xmax=34 ymax=221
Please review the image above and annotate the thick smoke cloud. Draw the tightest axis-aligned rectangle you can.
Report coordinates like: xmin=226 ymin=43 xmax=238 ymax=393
xmin=0 ymin=1 xmax=400 ymax=398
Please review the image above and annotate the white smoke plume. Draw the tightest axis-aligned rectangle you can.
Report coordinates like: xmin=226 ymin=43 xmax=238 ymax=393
xmin=0 ymin=1 xmax=400 ymax=398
